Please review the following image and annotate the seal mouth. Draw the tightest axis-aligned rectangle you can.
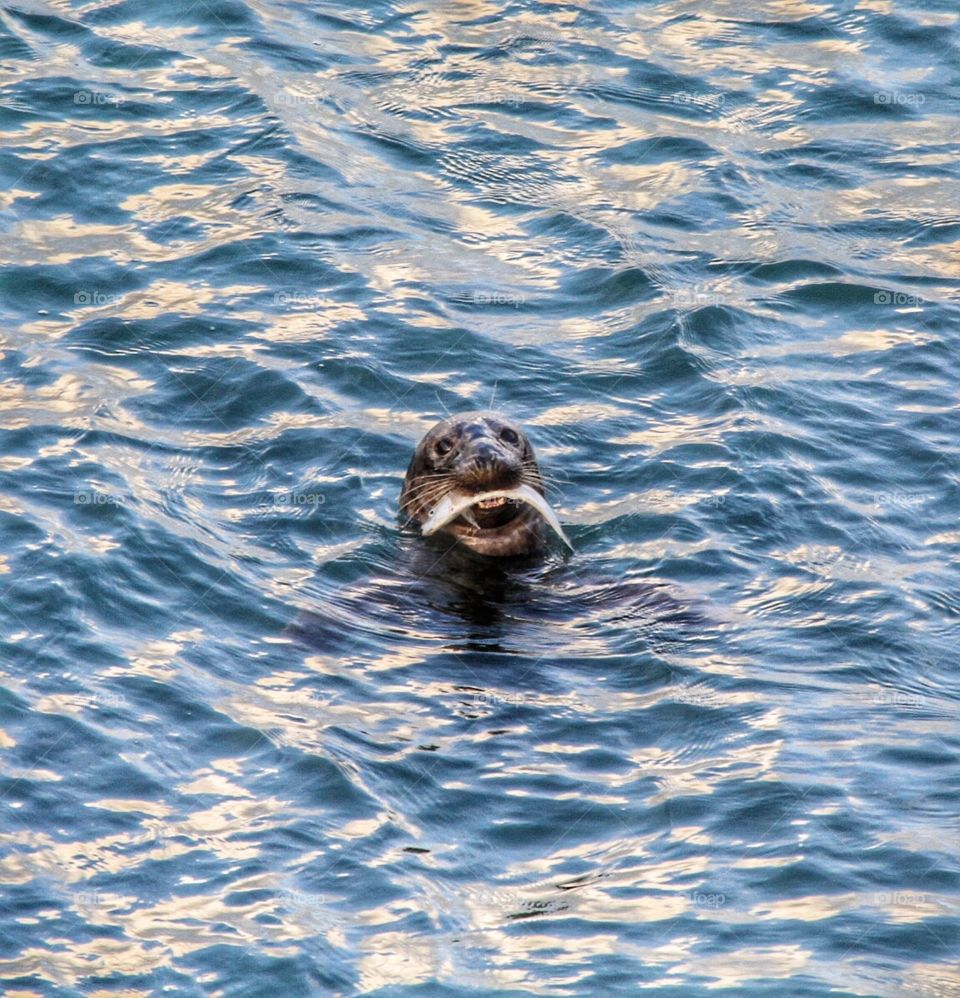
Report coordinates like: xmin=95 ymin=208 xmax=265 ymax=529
xmin=462 ymin=494 xmax=524 ymax=531
xmin=476 ymin=496 xmax=508 ymax=510
xmin=420 ymin=485 xmax=572 ymax=549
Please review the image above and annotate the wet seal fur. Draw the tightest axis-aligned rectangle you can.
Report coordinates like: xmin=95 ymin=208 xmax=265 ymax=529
xmin=400 ymin=411 xmax=569 ymax=557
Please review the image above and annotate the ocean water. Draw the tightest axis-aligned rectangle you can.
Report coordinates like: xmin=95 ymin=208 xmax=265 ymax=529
xmin=1 ymin=0 xmax=959 ymax=994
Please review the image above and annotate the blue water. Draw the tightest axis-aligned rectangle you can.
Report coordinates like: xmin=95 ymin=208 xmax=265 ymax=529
xmin=1 ymin=0 xmax=959 ymax=994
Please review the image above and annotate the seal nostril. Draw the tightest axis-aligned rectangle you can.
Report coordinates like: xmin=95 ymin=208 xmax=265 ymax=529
xmin=472 ymin=444 xmax=498 ymax=466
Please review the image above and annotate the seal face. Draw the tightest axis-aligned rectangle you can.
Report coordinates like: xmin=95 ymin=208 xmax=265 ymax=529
xmin=400 ymin=411 xmax=568 ymax=557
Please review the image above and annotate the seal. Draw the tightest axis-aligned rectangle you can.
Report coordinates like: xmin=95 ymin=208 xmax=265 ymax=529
xmin=399 ymin=411 xmax=572 ymax=557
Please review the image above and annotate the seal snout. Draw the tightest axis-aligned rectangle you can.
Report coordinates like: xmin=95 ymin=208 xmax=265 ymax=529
xmin=458 ymin=440 xmax=522 ymax=493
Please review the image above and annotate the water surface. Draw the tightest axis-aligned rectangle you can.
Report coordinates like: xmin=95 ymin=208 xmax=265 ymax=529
xmin=1 ymin=0 xmax=959 ymax=994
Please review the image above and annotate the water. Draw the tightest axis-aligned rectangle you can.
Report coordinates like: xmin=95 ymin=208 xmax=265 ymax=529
xmin=1 ymin=0 xmax=959 ymax=994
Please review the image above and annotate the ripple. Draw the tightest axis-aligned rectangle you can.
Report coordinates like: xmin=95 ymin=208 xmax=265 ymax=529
xmin=0 ymin=0 xmax=958 ymax=993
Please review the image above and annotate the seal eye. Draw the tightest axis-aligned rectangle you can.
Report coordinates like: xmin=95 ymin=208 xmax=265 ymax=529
xmin=499 ymin=427 xmax=520 ymax=446
xmin=435 ymin=436 xmax=454 ymax=457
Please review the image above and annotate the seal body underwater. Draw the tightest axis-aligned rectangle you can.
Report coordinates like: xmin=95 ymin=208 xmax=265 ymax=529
xmin=399 ymin=411 xmax=571 ymax=557
xmin=287 ymin=411 xmax=705 ymax=654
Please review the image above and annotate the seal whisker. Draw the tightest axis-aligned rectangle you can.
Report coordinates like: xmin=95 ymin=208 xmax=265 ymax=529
xmin=401 ymin=477 xmax=453 ymax=496
xmin=524 ymin=468 xmax=551 ymax=489
xmin=521 ymin=469 xmax=545 ymax=488
xmin=402 ymin=476 xmax=456 ymax=497
xmin=526 ymin=456 xmax=568 ymax=481
xmin=401 ymin=482 xmax=452 ymax=507
xmin=402 ymin=491 xmax=449 ymax=513
xmin=524 ymin=461 xmax=563 ymax=497
xmin=520 ymin=463 xmax=546 ymax=487
xmin=400 ymin=481 xmax=455 ymax=513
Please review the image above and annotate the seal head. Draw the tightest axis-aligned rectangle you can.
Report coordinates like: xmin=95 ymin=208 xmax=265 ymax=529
xmin=400 ymin=412 xmax=569 ymax=557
